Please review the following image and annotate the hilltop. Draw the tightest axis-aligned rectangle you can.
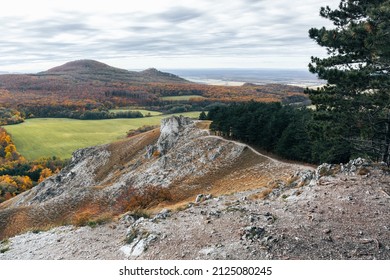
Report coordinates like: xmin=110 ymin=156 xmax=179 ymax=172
xmin=1 ymin=116 xmax=389 ymax=260
xmin=40 ymin=60 xmax=189 ymax=84
xmin=42 ymin=60 xmax=129 ymax=74
xmin=42 ymin=60 xmax=127 ymax=74
xmin=0 ymin=59 xmax=190 ymax=91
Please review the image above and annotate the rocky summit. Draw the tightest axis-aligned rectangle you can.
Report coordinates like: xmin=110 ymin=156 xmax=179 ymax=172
xmin=1 ymin=116 xmax=389 ymax=260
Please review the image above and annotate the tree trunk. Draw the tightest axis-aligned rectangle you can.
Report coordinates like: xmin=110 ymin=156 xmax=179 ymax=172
xmin=382 ymin=112 xmax=390 ymax=166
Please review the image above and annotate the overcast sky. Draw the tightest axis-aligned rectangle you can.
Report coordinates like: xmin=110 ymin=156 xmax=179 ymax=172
xmin=0 ymin=0 xmax=340 ymax=72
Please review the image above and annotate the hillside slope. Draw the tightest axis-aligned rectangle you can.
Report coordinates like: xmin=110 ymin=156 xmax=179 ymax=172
xmin=0 ymin=116 xmax=302 ymax=240
xmin=0 ymin=60 xmax=189 ymax=92
xmin=1 ymin=116 xmax=388 ymax=260
xmin=41 ymin=60 xmax=189 ymax=84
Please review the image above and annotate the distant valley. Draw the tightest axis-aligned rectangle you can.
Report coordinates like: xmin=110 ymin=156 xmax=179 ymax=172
xmin=166 ymin=68 xmax=324 ymax=87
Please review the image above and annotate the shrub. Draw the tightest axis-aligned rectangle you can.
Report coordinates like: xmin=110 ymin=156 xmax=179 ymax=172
xmin=126 ymin=125 xmax=158 ymax=138
xmin=116 ymin=186 xmax=174 ymax=213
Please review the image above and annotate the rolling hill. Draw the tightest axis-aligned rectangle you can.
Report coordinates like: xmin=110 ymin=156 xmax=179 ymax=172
xmin=0 ymin=60 xmax=197 ymax=109
xmin=39 ymin=60 xmax=190 ymax=84
xmin=0 ymin=59 xmax=190 ymax=92
xmin=0 ymin=59 xmax=308 ymax=109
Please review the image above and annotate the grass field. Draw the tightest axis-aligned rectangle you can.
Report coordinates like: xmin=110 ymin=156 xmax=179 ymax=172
xmin=4 ymin=112 xmax=201 ymax=160
xmin=109 ymin=108 xmax=162 ymax=116
xmin=161 ymin=95 xmax=206 ymax=101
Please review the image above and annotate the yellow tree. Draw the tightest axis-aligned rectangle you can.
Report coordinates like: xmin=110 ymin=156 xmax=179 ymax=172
xmin=38 ymin=168 xmax=53 ymax=183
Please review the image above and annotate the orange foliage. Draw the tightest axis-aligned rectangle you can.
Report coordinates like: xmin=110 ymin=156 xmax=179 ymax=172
xmin=0 ymin=128 xmax=64 ymax=203
xmin=0 ymin=72 xmax=305 ymax=108
xmin=38 ymin=168 xmax=53 ymax=183
xmin=0 ymin=127 xmax=24 ymax=164
xmin=116 ymin=186 xmax=174 ymax=212
xmin=0 ymin=175 xmax=33 ymax=202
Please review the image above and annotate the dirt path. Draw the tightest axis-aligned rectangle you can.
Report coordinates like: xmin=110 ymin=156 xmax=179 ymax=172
xmin=201 ymin=134 xmax=314 ymax=170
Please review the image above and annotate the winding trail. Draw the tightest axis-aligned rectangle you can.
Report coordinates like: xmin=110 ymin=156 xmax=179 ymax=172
xmin=200 ymin=129 xmax=315 ymax=171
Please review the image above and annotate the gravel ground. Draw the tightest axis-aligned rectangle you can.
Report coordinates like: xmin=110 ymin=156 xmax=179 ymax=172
xmin=2 ymin=166 xmax=389 ymax=260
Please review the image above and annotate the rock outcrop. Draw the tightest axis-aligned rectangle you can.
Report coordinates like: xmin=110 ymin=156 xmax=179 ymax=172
xmin=0 ymin=116 xmax=301 ymax=240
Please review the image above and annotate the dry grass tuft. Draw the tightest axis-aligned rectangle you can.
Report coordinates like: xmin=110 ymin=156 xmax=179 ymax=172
xmin=250 ymin=188 xmax=272 ymax=200
xmin=72 ymin=205 xmax=102 ymax=227
xmin=195 ymin=121 xmax=211 ymax=130
xmin=357 ymin=167 xmax=370 ymax=176
xmin=116 ymin=186 xmax=176 ymax=213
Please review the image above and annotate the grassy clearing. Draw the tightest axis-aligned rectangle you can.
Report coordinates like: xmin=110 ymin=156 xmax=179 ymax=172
xmin=3 ymin=112 xmax=202 ymax=160
xmin=109 ymin=108 xmax=162 ymax=116
xmin=161 ymin=95 xmax=206 ymax=101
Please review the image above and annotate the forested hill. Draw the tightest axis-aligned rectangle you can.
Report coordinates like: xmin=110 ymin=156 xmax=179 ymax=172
xmin=0 ymin=60 xmax=308 ymax=114
xmin=0 ymin=59 xmax=190 ymax=91
xmin=0 ymin=60 xmax=198 ymax=111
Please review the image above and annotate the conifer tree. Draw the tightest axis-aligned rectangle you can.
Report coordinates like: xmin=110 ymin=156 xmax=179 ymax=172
xmin=307 ymin=0 xmax=390 ymax=164
xmin=199 ymin=111 xmax=207 ymax=120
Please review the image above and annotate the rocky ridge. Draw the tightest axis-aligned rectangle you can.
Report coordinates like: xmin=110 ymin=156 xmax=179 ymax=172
xmin=0 ymin=116 xmax=298 ymax=240
xmin=1 ymin=116 xmax=389 ymax=260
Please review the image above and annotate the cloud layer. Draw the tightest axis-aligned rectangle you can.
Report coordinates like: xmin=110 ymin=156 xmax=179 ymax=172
xmin=0 ymin=0 xmax=340 ymax=72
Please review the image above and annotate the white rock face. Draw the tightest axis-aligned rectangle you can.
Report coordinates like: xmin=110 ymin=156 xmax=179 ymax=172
xmin=120 ymin=233 xmax=158 ymax=257
xmin=157 ymin=115 xmax=205 ymax=155
xmin=11 ymin=145 xmax=111 ymax=207
xmin=111 ymin=116 xmax=245 ymax=190
xmin=157 ymin=116 xmax=191 ymax=154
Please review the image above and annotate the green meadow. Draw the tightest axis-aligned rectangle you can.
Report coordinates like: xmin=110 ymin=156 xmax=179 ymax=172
xmin=4 ymin=112 xmax=201 ymax=160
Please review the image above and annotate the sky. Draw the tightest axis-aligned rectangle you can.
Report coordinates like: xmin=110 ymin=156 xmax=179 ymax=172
xmin=0 ymin=0 xmax=340 ymax=72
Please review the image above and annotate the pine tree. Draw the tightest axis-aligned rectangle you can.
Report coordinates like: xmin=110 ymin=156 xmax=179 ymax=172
xmin=199 ymin=111 xmax=207 ymax=120
xmin=307 ymin=0 xmax=390 ymax=164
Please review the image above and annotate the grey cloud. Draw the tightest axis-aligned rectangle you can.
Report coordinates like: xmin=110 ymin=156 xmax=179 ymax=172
xmin=25 ymin=20 xmax=98 ymax=38
xmin=243 ymin=0 xmax=266 ymax=4
xmin=156 ymin=7 xmax=203 ymax=23
xmin=0 ymin=0 xmax=340 ymax=70
xmin=126 ymin=25 xmax=156 ymax=32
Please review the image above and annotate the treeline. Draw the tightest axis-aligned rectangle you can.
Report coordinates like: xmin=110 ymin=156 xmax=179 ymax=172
xmin=20 ymin=105 xmax=144 ymax=120
xmin=1 ymin=102 xmax=214 ymax=125
xmin=0 ymin=128 xmax=67 ymax=203
xmin=12 ymin=104 xmax=143 ymax=121
xmin=208 ymin=102 xmax=352 ymax=164
xmin=0 ymin=107 xmax=24 ymax=125
xmin=144 ymin=99 xmax=228 ymax=115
